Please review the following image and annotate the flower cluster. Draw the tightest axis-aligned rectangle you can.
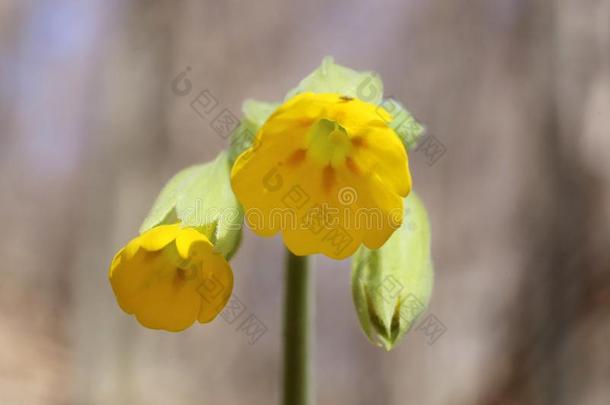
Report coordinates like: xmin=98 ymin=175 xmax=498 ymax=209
xmin=108 ymin=57 xmax=433 ymax=350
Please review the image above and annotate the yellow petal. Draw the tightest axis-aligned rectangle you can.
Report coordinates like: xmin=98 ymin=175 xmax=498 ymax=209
xmin=136 ymin=223 xmax=182 ymax=252
xmin=231 ymin=125 xmax=308 ymax=236
xmin=197 ymin=252 xmax=233 ymax=323
xmin=337 ymin=167 xmax=404 ymax=249
xmin=349 ymin=126 xmax=411 ymax=197
xmin=175 ymin=227 xmax=213 ymax=259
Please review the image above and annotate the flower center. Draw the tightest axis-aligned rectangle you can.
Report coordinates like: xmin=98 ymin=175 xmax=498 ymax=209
xmin=306 ymin=118 xmax=352 ymax=167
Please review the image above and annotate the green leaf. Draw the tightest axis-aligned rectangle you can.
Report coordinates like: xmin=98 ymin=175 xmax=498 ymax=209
xmin=140 ymin=152 xmax=243 ymax=259
xmin=351 ymin=192 xmax=434 ymax=350
xmin=286 ymin=56 xmax=384 ymax=105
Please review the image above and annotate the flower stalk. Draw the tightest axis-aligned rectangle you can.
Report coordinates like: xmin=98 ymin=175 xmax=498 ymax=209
xmin=282 ymin=251 xmax=314 ymax=405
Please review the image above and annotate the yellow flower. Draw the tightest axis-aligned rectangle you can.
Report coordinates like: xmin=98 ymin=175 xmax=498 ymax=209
xmin=109 ymin=224 xmax=233 ymax=332
xmin=231 ymin=92 xmax=411 ymax=259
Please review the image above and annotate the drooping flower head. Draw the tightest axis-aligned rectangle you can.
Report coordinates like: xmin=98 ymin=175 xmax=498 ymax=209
xmin=231 ymin=92 xmax=411 ymax=259
xmin=109 ymin=224 xmax=233 ymax=332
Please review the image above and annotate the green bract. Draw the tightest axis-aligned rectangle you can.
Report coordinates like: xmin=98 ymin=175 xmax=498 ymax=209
xmin=351 ymin=192 xmax=434 ymax=350
xmin=140 ymin=152 xmax=243 ymax=259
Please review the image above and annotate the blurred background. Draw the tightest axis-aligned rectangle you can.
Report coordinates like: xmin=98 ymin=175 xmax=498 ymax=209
xmin=1 ymin=0 xmax=609 ymax=404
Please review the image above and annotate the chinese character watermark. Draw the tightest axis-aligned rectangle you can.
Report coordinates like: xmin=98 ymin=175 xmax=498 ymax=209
xmin=170 ymin=66 xmax=253 ymax=144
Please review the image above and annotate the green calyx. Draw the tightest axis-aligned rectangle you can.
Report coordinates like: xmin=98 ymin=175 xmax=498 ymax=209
xmin=351 ymin=192 xmax=434 ymax=350
xmin=140 ymin=151 xmax=243 ymax=260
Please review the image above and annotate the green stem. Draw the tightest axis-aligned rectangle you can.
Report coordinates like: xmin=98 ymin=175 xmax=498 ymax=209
xmin=282 ymin=251 xmax=314 ymax=405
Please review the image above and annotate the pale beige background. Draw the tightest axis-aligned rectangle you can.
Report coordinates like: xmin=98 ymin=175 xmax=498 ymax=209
xmin=1 ymin=0 xmax=609 ymax=404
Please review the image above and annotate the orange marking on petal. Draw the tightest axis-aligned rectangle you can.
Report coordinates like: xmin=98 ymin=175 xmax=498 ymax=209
xmin=351 ymin=136 xmax=367 ymax=148
xmin=297 ymin=117 xmax=315 ymax=127
xmin=346 ymin=157 xmax=361 ymax=176
xmin=322 ymin=165 xmax=335 ymax=193
xmin=173 ymin=268 xmax=187 ymax=289
xmin=286 ymin=149 xmax=307 ymax=167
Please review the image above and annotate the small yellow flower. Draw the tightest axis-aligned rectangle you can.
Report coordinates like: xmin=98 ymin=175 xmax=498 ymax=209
xmin=109 ymin=224 xmax=233 ymax=332
xmin=231 ymin=92 xmax=411 ymax=259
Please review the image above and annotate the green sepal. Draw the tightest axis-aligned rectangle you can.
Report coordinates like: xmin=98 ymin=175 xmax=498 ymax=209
xmin=351 ymin=192 xmax=434 ymax=350
xmin=140 ymin=152 xmax=243 ymax=260
xmin=380 ymin=98 xmax=425 ymax=150
xmin=242 ymin=99 xmax=279 ymax=128
xmin=228 ymin=99 xmax=278 ymax=163
xmin=286 ymin=56 xmax=384 ymax=105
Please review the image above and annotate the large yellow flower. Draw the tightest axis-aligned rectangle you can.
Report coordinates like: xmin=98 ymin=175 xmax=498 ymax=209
xmin=109 ymin=224 xmax=233 ymax=332
xmin=231 ymin=92 xmax=411 ymax=259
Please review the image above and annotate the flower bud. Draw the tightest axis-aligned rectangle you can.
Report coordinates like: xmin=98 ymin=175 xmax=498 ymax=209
xmin=351 ymin=192 xmax=433 ymax=350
